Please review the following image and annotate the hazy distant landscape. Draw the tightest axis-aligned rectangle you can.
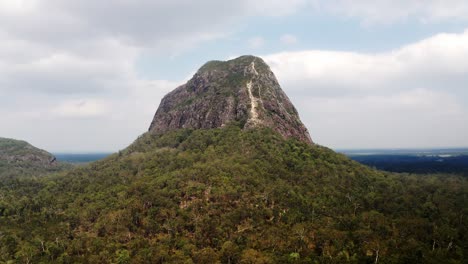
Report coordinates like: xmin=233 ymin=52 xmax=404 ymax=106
xmin=54 ymin=153 xmax=112 ymax=164
xmin=342 ymin=148 xmax=468 ymax=175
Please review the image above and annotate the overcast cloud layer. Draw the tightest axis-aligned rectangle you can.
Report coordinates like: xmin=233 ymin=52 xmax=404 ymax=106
xmin=0 ymin=0 xmax=467 ymax=151
xmin=265 ymin=30 xmax=468 ymax=148
xmin=314 ymin=0 xmax=468 ymax=24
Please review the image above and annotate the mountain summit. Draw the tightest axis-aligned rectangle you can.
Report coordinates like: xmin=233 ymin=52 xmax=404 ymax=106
xmin=149 ymin=55 xmax=313 ymax=144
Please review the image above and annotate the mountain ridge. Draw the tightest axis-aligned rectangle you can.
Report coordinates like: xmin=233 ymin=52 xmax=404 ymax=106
xmin=149 ymin=55 xmax=313 ymax=144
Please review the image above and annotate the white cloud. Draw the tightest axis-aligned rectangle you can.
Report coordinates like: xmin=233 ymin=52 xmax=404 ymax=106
xmin=0 ymin=78 xmax=180 ymax=152
xmin=280 ymin=34 xmax=298 ymax=45
xmin=249 ymin=0 xmax=307 ymax=16
xmin=0 ymin=0 xmax=304 ymax=52
xmin=314 ymin=0 xmax=468 ymax=24
xmin=248 ymin=36 xmax=265 ymax=49
xmin=294 ymin=89 xmax=466 ymax=148
xmin=0 ymin=0 xmax=38 ymax=14
xmin=52 ymin=99 xmax=110 ymax=118
xmin=265 ymin=30 xmax=468 ymax=96
xmin=264 ymin=30 xmax=468 ymax=148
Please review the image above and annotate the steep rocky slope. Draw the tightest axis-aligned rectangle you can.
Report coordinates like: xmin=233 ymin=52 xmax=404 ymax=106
xmin=149 ymin=55 xmax=312 ymax=144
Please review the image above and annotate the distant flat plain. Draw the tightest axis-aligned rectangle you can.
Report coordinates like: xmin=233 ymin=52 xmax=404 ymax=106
xmin=53 ymin=153 xmax=112 ymax=164
xmin=339 ymin=148 xmax=468 ymax=175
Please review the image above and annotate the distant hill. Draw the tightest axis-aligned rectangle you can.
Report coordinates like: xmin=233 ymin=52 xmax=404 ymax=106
xmin=0 ymin=137 xmax=70 ymax=178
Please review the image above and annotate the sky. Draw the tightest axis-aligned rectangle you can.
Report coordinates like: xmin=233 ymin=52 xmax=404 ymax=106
xmin=1 ymin=0 xmax=468 ymax=152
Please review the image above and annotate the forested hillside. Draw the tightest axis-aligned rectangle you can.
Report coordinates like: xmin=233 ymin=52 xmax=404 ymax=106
xmin=0 ymin=138 xmax=71 ymax=179
xmin=1 ymin=125 xmax=466 ymax=263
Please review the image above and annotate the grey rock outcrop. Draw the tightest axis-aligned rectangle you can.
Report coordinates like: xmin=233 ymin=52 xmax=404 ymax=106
xmin=148 ymin=55 xmax=313 ymax=144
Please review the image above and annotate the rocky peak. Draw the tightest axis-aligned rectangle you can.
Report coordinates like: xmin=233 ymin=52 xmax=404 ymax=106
xmin=148 ymin=55 xmax=313 ymax=144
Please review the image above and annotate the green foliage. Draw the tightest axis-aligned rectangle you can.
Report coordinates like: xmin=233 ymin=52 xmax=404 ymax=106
xmin=0 ymin=126 xmax=467 ymax=263
xmin=198 ymin=60 xmax=226 ymax=72
xmin=0 ymin=137 xmax=71 ymax=179
xmin=0 ymin=138 xmax=31 ymax=154
xmin=116 ymin=249 xmax=131 ymax=264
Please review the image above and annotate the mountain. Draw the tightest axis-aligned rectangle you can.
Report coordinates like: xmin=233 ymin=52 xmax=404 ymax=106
xmin=0 ymin=137 xmax=68 ymax=178
xmin=0 ymin=56 xmax=467 ymax=263
xmin=149 ymin=55 xmax=312 ymax=144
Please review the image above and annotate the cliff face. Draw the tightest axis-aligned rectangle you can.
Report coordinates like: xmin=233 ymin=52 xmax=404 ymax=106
xmin=149 ymin=55 xmax=313 ymax=144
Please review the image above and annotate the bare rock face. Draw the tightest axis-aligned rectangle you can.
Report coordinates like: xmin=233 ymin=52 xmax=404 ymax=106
xmin=148 ymin=55 xmax=313 ymax=144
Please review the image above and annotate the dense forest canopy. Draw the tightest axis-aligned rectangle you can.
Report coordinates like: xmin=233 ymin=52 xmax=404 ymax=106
xmin=0 ymin=125 xmax=467 ymax=263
